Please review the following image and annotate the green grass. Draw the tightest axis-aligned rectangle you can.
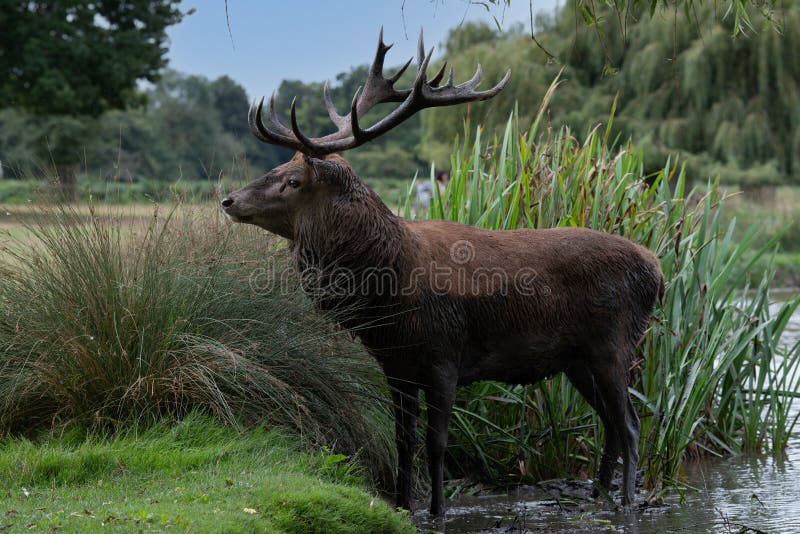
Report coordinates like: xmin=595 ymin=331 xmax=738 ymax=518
xmin=0 ymin=175 xmax=222 ymax=205
xmin=719 ymin=191 xmax=800 ymax=286
xmin=403 ymin=81 xmax=800 ymax=492
xmin=0 ymin=179 xmax=43 ymax=204
xmin=0 ymin=173 xmax=408 ymax=208
xmin=0 ymin=414 xmax=413 ymax=533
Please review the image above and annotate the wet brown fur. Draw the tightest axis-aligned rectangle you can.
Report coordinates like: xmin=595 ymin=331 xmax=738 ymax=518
xmin=223 ymin=153 xmax=664 ymax=515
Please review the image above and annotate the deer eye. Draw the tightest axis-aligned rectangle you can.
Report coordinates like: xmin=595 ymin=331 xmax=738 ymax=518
xmin=287 ymin=179 xmax=300 ymax=189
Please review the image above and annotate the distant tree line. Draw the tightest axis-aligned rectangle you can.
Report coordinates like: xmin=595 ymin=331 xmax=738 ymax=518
xmin=0 ymin=67 xmax=425 ymax=183
xmin=1 ymin=1 xmax=798 ymax=187
xmin=0 ymin=72 xmax=281 ymax=182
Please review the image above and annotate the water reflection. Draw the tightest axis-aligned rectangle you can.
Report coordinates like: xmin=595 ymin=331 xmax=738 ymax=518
xmin=415 ymin=293 xmax=800 ymax=533
xmin=417 ymin=441 xmax=800 ymax=533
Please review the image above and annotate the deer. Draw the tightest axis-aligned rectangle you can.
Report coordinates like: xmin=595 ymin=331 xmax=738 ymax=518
xmin=221 ymin=29 xmax=664 ymax=516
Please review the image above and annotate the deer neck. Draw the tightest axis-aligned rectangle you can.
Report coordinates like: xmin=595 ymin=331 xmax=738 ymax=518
xmin=290 ymin=186 xmax=405 ymax=278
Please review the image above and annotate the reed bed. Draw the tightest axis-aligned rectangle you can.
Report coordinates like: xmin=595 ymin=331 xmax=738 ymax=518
xmin=403 ymin=83 xmax=800 ymax=492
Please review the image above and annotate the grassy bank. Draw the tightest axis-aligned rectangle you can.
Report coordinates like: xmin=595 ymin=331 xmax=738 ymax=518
xmin=0 ymin=173 xmax=410 ymax=208
xmin=720 ymin=189 xmax=800 ymax=288
xmin=0 ymin=415 xmax=413 ymax=533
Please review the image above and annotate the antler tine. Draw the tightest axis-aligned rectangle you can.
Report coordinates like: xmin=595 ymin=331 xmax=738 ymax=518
xmin=463 ymin=63 xmax=484 ymax=91
xmin=267 ymin=93 xmax=294 ymax=137
xmin=323 ymin=81 xmax=349 ymax=130
xmin=412 ymin=46 xmax=435 ymax=93
xmin=429 ymin=61 xmax=447 ymax=88
xmin=349 ymin=87 xmax=365 ymax=141
xmin=417 ymin=29 xmax=426 ymax=74
xmin=371 ymin=26 xmax=392 ymax=77
xmin=248 ymin=99 xmax=269 ymax=143
xmin=355 ymin=29 xmax=412 ymax=115
xmin=473 ymin=68 xmax=512 ymax=99
xmin=249 ymin=97 xmax=303 ymax=150
xmin=289 ymin=97 xmax=322 ymax=155
xmin=424 ymin=66 xmax=511 ymax=104
xmin=440 ymin=65 xmax=455 ymax=89
xmin=387 ymin=56 xmax=413 ymax=85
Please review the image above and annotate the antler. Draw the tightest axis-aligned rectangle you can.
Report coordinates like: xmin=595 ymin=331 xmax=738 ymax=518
xmin=248 ymin=28 xmax=511 ymax=157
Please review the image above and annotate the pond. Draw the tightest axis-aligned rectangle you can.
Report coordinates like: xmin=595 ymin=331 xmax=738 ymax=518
xmin=415 ymin=293 xmax=800 ymax=533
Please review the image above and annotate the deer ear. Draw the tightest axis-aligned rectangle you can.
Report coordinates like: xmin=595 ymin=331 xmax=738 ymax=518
xmin=303 ymin=155 xmax=355 ymax=192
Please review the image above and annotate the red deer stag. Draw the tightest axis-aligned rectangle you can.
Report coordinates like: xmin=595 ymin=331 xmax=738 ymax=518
xmin=222 ymin=30 xmax=664 ymax=515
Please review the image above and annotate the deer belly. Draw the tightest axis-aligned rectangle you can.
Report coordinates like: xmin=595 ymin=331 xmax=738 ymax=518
xmin=458 ymin=337 xmax=570 ymax=386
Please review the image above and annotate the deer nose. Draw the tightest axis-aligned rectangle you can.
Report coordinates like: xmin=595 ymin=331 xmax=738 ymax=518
xmin=221 ymin=197 xmax=234 ymax=208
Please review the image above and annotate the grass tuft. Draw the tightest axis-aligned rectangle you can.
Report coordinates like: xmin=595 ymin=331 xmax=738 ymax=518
xmin=0 ymin=203 xmax=396 ymax=486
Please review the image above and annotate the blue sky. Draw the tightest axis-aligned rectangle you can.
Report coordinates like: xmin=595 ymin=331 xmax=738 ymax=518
xmin=166 ymin=1 xmax=562 ymax=100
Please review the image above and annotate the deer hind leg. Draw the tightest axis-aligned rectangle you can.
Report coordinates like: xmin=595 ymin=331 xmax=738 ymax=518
xmin=590 ymin=359 xmax=640 ymax=507
xmin=566 ymin=366 xmax=620 ymax=495
xmin=424 ymin=377 xmax=457 ymax=516
xmin=389 ymin=379 xmax=420 ymax=511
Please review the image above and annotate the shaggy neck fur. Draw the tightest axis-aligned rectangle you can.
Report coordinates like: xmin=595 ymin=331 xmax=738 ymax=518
xmin=289 ymin=166 xmax=409 ymax=316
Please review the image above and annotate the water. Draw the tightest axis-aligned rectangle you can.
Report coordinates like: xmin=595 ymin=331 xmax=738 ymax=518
xmin=415 ymin=450 xmax=800 ymax=532
xmin=415 ymin=293 xmax=800 ymax=533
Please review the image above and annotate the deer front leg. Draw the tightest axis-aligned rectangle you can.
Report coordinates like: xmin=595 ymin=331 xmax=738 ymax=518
xmin=425 ymin=376 xmax=457 ymax=516
xmin=389 ymin=379 xmax=420 ymax=511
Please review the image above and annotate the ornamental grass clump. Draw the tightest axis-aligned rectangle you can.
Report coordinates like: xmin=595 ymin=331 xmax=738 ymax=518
xmin=0 ymin=203 xmax=395 ymax=484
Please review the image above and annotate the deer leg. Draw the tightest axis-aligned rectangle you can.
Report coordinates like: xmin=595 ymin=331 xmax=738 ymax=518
xmin=389 ymin=379 xmax=420 ymax=511
xmin=424 ymin=377 xmax=457 ymax=516
xmin=566 ymin=366 xmax=620 ymax=495
xmin=622 ymin=400 xmax=641 ymax=507
xmin=592 ymin=362 xmax=640 ymax=507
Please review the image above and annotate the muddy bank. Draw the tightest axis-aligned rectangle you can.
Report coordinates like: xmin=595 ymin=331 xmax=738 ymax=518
xmin=415 ymin=451 xmax=800 ymax=533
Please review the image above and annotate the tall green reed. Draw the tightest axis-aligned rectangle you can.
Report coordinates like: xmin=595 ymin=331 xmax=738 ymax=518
xmin=404 ymin=81 xmax=800 ymax=489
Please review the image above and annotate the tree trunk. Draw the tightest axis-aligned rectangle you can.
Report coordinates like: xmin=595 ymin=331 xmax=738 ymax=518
xmin=54 ymin=164 xmax=78 ymax=201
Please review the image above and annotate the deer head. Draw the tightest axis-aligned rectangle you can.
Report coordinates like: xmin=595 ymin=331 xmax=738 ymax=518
xmin=221 ymin=29 xmax=511 ymax=238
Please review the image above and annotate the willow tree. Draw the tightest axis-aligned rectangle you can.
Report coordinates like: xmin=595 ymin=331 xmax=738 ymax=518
xmin=615 ymin=4 xmax=800 ymax=185
xmin=487 ymin=0 xmax=786 ymax=37
xmin=421 ymin=2 xmax=800 ymax=187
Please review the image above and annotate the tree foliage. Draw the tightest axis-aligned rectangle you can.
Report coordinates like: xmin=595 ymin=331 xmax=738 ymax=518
xmin=0 ymin=71 xmax=285 ymax=183
xmin=420 ymin=1 xmax=800 ymax=186
xmin=1 ymin=1 xmax=798 ymax=186
xmin=0 ymin=1 xmax=182 ymax=115
xmin=487 ymin=0 xmax=786 ymax=37
xmin=0 ymin=1 xmax=183 ymax=195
